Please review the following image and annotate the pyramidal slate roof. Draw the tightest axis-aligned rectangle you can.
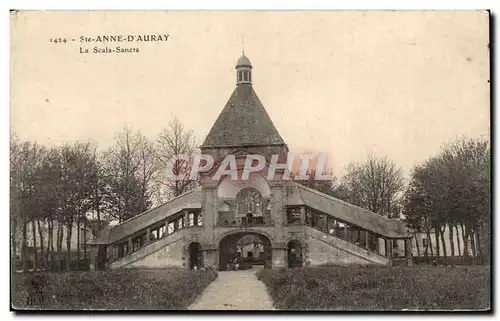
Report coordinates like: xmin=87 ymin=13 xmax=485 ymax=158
xmin=201 ymin=83 xmax=286 ymax=148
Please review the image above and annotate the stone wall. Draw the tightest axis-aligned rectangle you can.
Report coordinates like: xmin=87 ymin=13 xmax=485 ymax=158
xmin=109 ymin=230 xmax=187 ymax=269
xmin=127 ymin=238 xmax=185 ymax=268
xmin=306 ymin=227 xmax=390 ymax=266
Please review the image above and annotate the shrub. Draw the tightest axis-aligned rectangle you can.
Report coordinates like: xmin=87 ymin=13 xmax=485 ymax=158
xmin=257 ymin=265 xmax=490 ymax=310
xmin=12 ymin=268 xmax=217 ymax=310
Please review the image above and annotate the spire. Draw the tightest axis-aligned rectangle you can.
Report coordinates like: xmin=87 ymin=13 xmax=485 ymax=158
xmin=236 ymin=52 xmax=252 ymax=85
xmin=201 ymin=53 xmax=285 ymax=149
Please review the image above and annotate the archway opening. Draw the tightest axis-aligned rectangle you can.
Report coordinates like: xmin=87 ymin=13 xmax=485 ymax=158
xmin=219 ymin=232 xmax=272 ymax=271
xmin=188 ymin=242 xmax=202 ymax=269
xmin=287 ymin=240 xmax=303 ymax=268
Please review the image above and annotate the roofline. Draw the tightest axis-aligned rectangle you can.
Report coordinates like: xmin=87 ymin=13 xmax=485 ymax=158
xmin=290 ymin=181 xmax=400 ymax=224
xmin=288 ymin=181 xmax=412 ymax=238
xmin=108 ymin=188 xmax=199 ymax=226
xmin=200 ymin=143 xmax=289 ymax=150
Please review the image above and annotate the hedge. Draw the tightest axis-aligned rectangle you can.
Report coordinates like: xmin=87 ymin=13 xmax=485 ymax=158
xmin=12 ymin=268 xmax=217 ymax=310
xmin=257 ymin=265 xmax=490 ymax=310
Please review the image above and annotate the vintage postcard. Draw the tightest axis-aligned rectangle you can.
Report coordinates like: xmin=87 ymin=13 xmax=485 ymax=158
xmin=10 ymin=10 xmax=490 ymax=311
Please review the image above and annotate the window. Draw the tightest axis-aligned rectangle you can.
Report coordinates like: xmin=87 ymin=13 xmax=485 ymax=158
xmin=178 ymin=216 xmax=185 ymax=229
xmin=317 ymin=213 xmax=326 ymax=231
xmin=167 ymin=222 xmax=175 ymax=235
xmin=197 ymin=213 xmax=203 ymax=226
xmin=287 ymin=208 xmax=302 ymax=224
xmin=306 ymin=209 xmax=312 ymax=226
xmin=422 ymin=238 xmax=428 ymax=248
xmin=236 ymin=188 xmax=263 ymax=215
xmin=161 ymin=225 xmax=167 ymax=237
xmin=310 ymin=211 xmax=318 ymax=227
xmin=188 ymin=213 xmax=195 ymax=227
xmin=336 ymin=221 xmax=346 ymax=239
xmin=327 ymin=217 xmax=337 ymax=235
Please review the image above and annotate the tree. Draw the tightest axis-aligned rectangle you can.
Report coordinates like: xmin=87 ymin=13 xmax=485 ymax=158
xmin=403 ymin=136 xmax=490 ymax=263
xmin=154 ymin=118 xmax=198 ymax=201
xmin=10 ymin=140 xmax=47 ymax=271
xmin=10 ymin=134 xmax=21 ymax=261
xmin=440 ymin=137 xmax=490 ymax=261
xmin=338 ymin=154 xmax=405 ymax=218
xmin=103 ymin=126 xmax=154 ymax=223
xmin=55 ymin=142 xmax=96 ymax=269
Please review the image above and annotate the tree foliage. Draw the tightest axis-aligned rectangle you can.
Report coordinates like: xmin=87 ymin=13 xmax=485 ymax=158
xmin=337 ymin=154 xmax=405 ymax=218
xmin=153 ymin=117 xmax=198 ymax=201
xmin=403 ymin=137 xmax=490 ymax=262
xmin=10 ymin=119 xmax=199 ymax=272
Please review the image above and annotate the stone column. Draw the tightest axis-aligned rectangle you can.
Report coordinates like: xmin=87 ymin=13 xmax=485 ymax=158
xmin=184 ymin=210 xmax=190 ymax=227
xmin=146 ymin=227 xmax=151 ymax=245
xmin=202 ymin=186 xmax=216 ymax=245
xmin=128 ymin=237 xmax=133 ymax=254
xmin=271 ymin=185 xmax=285 ymax=244
xmin=364 ymin=231 xmax=370 ymax=249
xmin=272 ymin=243 xmax=287 ymax=268
xmin=202 ymin=245 xmax=217 ymax=269
xmin=300 ymin=206 xmax=306 ymax=225
xmin=385 ymin=238 xmax=390 ymax=257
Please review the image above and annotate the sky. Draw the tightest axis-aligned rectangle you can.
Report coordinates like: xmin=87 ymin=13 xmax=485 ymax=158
xmin=10 ymin=11 xmax=490 ymax=178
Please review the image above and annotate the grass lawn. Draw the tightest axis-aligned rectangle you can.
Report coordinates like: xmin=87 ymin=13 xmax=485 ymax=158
xmin=257 ymin=265 xmax=490 ymax=311
xmin=11 ymin=268 xmax=217 ymax=310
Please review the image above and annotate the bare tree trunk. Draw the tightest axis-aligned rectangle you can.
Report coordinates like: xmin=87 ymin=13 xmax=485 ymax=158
xmin=83 ymin=218 xmax=87 ymax=263
xmin=22 ymin=220 xmax=28 ymax=273
xmin=46 ymin=219 xmax=53 ymax=269
xmin=36 ymin=218 xmax=45 ymax=269
xmin=414 ymin=233 xmax=420 ymax=257
xmin=475 ymin=227 xmax=483 ymax=257
xmin=56 ymin=221 xmax=63 ymax=252
xmin=434 ymin=228 xmax=440 ymax=264
xmin=439 ymin=227 xmax=447 ymax=264
xmin=448 ymin=223 xmax=455 ymax=257
xmin=50 ymin=220 xmax=55 ymax=265
xmin=470 ymin=230 xmax=477 ymax=264
xmin=462 ymin=223 xmax=469 ymax=258
xmin=76 ymin=215 xmax=81 ymax=270
xmin=66 ymin=224 xmax=73 ymax=271
xmin=11 ymin=218 xmax=17 ymax=260
xmin=31 ymin=220 xmax=38 ymax=270
xmin=57 ymin=221 xmax=64 ymax=270
xmin=456 ymin=224 xmax=462 ymax=257
xmin=427 ymin=230 xmax=433 ymax=257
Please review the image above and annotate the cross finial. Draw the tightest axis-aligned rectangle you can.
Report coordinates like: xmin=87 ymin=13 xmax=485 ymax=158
xmin=241 ymin=36 xmax=245 ymax=55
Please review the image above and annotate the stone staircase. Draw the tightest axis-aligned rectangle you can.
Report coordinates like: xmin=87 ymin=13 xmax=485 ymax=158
xmin=306 ymin=226 xmax=391 ymax=266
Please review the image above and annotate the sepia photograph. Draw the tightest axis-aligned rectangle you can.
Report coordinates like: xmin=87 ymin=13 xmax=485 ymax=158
xmin=9 ymin=10 xmax=491 ymax=311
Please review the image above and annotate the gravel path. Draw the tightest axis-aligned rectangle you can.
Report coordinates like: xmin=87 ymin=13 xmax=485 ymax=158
xmin=188 ymin=268 xmax=275 ymax=310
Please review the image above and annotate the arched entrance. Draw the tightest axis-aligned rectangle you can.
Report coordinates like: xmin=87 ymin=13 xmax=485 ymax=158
xmin=218 ymin=232 xmax=272 ymax=270
xmin=287 ymin=240 xmax=303 ymax=268
xmin=188 ymin=242 xmax=202 ymax=269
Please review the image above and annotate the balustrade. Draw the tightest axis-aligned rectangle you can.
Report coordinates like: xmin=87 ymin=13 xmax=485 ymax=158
xmin=293 ymin=205 xmax=409 ymax=259
xmin=104 ymin=210 xmax=203 ymax=263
